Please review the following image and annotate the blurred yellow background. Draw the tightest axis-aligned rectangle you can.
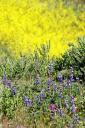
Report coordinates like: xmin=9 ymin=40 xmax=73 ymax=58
xmin=0 ymin=0 xmax=85 ymax=57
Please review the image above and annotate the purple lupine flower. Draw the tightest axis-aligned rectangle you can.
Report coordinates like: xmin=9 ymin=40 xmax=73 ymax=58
xmin=35 ymin=94 xmax=41 ymax=104
xmin=65 ymin=99 xmax=69 ymax=109
xmin=12 ymin=87 xmax=16 ymax=95
xmin=40 ymin=89 xmax=46 ymax=100
xmin=24 ymin=96 xmax=29 ymax=106
xmin=34 ymin=78 xmax=40 ymax=86
xmin=28 ymin=99 xmax=32 ymax=106
xmin=71 ymin=104 xmax=76 ymax=114
xmin=6 ymin=80 xmax=11 ymax=88
xmin=34 ymin=74 xmax=41 ymax=86
xmin=47 ymin=77 xmax=52 ymax=89
xmin=48 ymin=63 xmax=54 ymax=75
xmin=58 ymin=108 xmax=63 ymax=117
xmin=70 ymin=96 xmax=74 ymax=105
xmin=59 ymin=92 xmax=63 ymax=99
xmin=53 ymin=83 xmax=57 ymax=96
xmin=24 ymin=96 xmax=32 ymax=107
xmin=69 ymin=66 xmax=74 ymax=82
xmin=53 ymin=83 xmax=57 ymax=92
xmin=70 ymin=74 xmax=74 ymax=82
xmin=57 ymin=73 xmax=63 ymax=82
xmin=67 ymin=79 xmax=71 ymax=86
xmin=2 ymin=73 xmax=11 ymax=88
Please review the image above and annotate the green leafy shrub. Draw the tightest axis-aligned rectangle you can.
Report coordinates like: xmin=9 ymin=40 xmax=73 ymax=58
xmin=55 ymin=36 xmax=85 ymax=81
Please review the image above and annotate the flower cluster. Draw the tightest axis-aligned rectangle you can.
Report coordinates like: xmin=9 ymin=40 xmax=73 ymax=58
xmin=2 ymin=73 xmax=16 ymax=96
xmin=1 ymin=65 xmax=83 ymax=127
xmin=24 ymin=96 xmax=32 ymax=107
xmin=70 ymin=96 xmax=77 ymax=114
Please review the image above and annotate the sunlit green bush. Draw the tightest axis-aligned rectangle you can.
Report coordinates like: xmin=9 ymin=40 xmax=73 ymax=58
xmin=55 ymin=36 xmax=85 ymax=81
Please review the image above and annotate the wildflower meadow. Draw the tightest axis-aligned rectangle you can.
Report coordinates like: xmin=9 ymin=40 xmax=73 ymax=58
xmin=0 ymin=0 xmax=85 ymax=128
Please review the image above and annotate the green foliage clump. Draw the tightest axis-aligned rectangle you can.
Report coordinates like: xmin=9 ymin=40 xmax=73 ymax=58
xmin=55 ymin=36 xmax=85 ymax=81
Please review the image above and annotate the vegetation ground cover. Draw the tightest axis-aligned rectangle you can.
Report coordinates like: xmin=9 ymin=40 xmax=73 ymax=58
xmin=0 ymin=1 xmax=85 ymax=128
xmin=0 ymin=37 xmax=85 ymax=128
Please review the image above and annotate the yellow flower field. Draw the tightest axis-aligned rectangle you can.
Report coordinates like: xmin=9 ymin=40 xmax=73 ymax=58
xmin=0 ymin=0 xmax=85 ymax=57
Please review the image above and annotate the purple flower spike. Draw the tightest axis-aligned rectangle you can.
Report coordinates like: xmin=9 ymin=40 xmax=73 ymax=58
xmin=70 ymin=74 xmax=74 ymax=82
xmin=48 ymin=63 xmax=54 ymax=75
xmin=24 ymin=96 xmax=28 ymax=101
xmin=40 ymin=89 xmax=46 ymax=100
xmin=53 ymin=83 xmax=57 ymax=92
xmin=58 ymin=108 xmax=63 ymax=117
xmin=12 ymin=87 xmax=16 ymax=95
xmin=34 ymin=74 xmax=41 ymax=86
xmin=2 ymin=74 xmax=12 ymax=88
xmin=6 ymin=80 xmax=11 ymax=88
xmin=34 ymin=79 xmax=40 ymax=86
xmin=57 ymin=73 xmax=63 ymax=82
xmin=59 ymin=92 xmax=63 ymax=99
xmin=65 ymin=99 xmax=69 ymax=109
xmin=28 ymin=99 xmax=32 ymax=107
xmin=70 ymin=96 xmax=74 ymax=105
xmin=47 ymin=77 xmax=52 ymax=89
xmin=71 ymin=104 xmax=76 ymax=114
xmin=67 ymin=80 xmax=71 ymax=86
xmin=24 ymin=96 xmax=32 ymax=107
xmin=24 ymin=96 xmax=29 ymax=106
